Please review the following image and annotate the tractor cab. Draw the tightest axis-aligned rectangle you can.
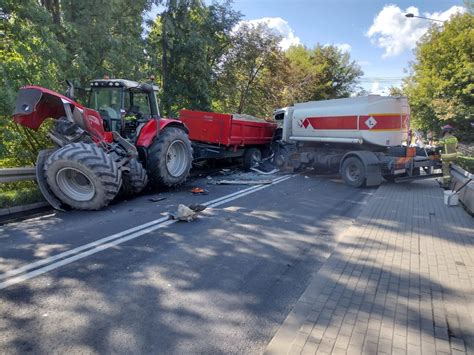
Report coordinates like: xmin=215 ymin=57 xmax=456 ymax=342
xmin=88 ymin=79 xmax=160 ymax=141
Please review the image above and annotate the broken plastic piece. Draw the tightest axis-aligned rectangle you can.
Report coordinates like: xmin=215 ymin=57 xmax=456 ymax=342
xmin=190 ymin=187 xmax=205 ymax=194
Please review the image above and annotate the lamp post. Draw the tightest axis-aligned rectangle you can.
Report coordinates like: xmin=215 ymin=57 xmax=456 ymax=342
xmin=404 ymin=13 xmax=445 ymax=23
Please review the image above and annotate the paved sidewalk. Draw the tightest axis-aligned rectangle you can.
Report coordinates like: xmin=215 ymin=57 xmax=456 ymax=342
xmin=265 ymin=180 xmax=473 ymax=354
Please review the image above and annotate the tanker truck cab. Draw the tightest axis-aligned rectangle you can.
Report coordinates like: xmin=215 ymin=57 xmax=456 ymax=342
xmin=273 ymin=106 xmax=294 ymax=143
xmin=272 ymin=96 xmax=441 ymax=188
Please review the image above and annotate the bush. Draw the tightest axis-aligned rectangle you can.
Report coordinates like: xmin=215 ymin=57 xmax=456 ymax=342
xmin=455 ymin=156 xmax=474 ymax=174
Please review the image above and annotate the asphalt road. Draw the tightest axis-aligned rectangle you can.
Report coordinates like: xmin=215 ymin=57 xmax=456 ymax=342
xmin=0 ymin=171 xmax=374 ymax=354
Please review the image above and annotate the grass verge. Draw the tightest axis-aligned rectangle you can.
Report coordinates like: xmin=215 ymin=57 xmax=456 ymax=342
xmin=455 ymin=155 xmax=474 ymax=174
xmin=0 ymin=182 xmax=45 ymax=209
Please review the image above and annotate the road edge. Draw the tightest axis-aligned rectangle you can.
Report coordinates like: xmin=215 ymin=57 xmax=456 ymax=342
xmin=264 ymin=185 xmax=378 ymax=354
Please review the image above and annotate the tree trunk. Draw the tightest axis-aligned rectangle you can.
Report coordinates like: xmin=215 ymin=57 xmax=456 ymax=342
xmin=41 ymin=0 xmax=61 ymax=24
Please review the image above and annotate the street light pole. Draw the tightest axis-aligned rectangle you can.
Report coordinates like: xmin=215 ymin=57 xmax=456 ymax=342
xmin=404 ymin=13 xmax=445 ymax=23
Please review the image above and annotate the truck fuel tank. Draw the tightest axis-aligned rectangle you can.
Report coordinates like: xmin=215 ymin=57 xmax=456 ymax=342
xmin=275 ymin=95 xmax=410 ymax=148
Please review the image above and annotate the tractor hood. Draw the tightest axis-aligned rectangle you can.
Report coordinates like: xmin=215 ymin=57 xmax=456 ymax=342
xmin=13 ymin=86 xmax=83 ymax=130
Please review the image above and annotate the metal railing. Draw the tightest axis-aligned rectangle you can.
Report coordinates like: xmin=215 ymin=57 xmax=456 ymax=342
xmin=0 ymin=167 xmax=37 ymax=183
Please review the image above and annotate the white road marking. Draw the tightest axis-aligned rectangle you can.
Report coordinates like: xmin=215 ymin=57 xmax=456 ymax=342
xmin=0 ymin=175 xmax=292 ymax=290
xmin=1 ymin=177 xmax=286 ymax=282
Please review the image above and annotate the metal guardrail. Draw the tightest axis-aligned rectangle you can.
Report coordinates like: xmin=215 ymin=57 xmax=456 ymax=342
xmin=0 ymin=167 xmax=37 ymax=183
xmin=450 ymin=164 xmax=474 ymax=215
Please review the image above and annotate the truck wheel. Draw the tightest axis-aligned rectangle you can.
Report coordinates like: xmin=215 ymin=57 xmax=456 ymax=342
xmin=121 ymin=158 xmax=148 ymax=197
xmin=243 ymin=147 xmax=262 ymax=170
xmin=148 ymin=127 xmax=193 ymax=188
xmin=341 ymin=156 xmax=366 ymax=188
xmin=44 ymin=143 xmax=122 ymax=210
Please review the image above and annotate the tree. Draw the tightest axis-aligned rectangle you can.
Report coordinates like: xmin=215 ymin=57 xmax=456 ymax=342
xmin=57 ymin=0 xmax=156 ymax=87
xmin=284 ymin=44 xmax=363 ymax=104
xmin=212 ymin=23 xmax=288 ymax=117
xmin=388 ymin=86 xmax=404 ymax=96
xmin=0 ymin=0 xmax=66 ymax=165
xmin=148 ymin=0 xmax=240 ymax=115
xmin=403 ymin=13 xmax=473 ymax=140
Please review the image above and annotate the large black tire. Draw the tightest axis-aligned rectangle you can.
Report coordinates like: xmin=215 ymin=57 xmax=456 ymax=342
xmin=121 ymin=158 xmax=148 ymax=197
xmin=341 ymin=156 xmax=366 ymax=188
xmin=147 ymin=127 xmax=193 ymax=188
xmin=243 ymin=147 xmax=262 ymax=170
xmin=44 ymin=143 xmax=122 ymax=210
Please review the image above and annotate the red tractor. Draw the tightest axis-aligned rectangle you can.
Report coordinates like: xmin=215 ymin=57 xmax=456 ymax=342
xmin=13 ymin=79 xmax=193 ymax=210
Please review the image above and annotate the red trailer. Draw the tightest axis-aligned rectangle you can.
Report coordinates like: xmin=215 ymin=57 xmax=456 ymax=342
xmin=179 ymin=110 xmax=277 ymax=169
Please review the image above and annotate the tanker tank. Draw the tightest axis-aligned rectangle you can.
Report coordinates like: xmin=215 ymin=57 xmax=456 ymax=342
xmin=280 ymin=95 xmax=410 ymax=148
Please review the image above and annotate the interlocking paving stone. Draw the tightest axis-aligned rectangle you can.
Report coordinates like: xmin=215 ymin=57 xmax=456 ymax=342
xmin=265 ymin=180 xmax=473 ymax=354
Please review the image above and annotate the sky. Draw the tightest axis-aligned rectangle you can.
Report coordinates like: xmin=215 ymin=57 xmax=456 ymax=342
xmin=149 ymin=0 xmax=466 ymax=95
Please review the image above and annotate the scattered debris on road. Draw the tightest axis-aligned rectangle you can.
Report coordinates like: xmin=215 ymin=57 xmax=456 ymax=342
xmin=190 ymin=187 xmax=208 ymax=194
xmin=208 ymin=179 xmax=273 ymax=185
xmin=169 ymin=204 xmax=207 ymax=222
xmin=250 ymin=167 xmax=279 ymax=175
xmin=148 ymin=197 xmax=167 ymax=202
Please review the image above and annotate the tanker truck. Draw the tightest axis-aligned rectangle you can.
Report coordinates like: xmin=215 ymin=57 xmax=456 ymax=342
xmin=272 ymin=95 xmax=442 ymax=187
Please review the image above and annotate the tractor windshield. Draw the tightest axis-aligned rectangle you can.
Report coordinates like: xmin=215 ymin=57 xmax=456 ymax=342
xmin=89 ymin=87 xmax=122 ymax=117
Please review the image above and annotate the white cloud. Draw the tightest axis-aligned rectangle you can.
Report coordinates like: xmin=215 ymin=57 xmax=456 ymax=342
xmin=334 ymin=43 xmax=352 ymax=53
xmin=369 ymin=81 xmax=391 ymax=96
xmin=237 ymin=17 xmax=301 ymax=50
xmin=366 ymin=5 xmax=465 ymax=58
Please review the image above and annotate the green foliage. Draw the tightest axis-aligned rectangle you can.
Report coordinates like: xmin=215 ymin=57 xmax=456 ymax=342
xmin=404 ymin=13 xmax=474 ymax=141
xmin=149 ymin=0 xmax=241 ymax=116
xmin=0 ymin=182 xmax=44 ymax=209
xmin=212 ymin=23 xmax=288 ymax=117
xmin=284 ymin=44 xmax=363 ymax=104
xmin=0 ymin=0 xmax=65 ymax=166
xmin=59 ymin=0 xmax=154 ymax=86
xmin=212 ymin=29 xmax=363 ymax=117
xmin=455 ymin=155 xmax=474 ymax=173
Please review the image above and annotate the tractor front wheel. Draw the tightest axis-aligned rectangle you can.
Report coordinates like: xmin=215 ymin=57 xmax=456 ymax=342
xmin=147 ymin=127 xmax=193 ymax=188
xmin=44 ymin=143 xmax=122 ymax=210
xmin=121 ymin=158 xmax=148 ymax=197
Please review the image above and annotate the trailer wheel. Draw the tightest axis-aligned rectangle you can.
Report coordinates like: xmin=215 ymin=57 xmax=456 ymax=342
xmin=44 ymin=143 xmax=122 ymax=210
xmin=243 ymin=148 xmax=262 ymax=170
xmin=341 ymin=156 xmax=366 ymax=188
xmin=121 ymin=158 xmax=148 ymax=197
xmin=148 ymin=127 xmax=193 ymax=188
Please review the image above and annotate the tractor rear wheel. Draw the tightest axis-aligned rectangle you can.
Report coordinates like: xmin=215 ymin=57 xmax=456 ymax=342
xmin=147 ymin=127 xmax=193 ymax=188
xmin=44 ymin=143 xmax=122 ymax=210
xmin=121 ymin=158 xmax=148 ymax=197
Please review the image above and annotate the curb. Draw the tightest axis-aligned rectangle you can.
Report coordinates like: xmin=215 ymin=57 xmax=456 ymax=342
xmin=0 ymin=201 xmax=49 ymax=217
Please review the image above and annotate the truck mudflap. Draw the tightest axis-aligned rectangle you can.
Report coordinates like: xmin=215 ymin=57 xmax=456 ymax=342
xmin=36 ymin=149 xmax=64 ymax=210
xmin=341 ymin=150 xmax=383 ymax=187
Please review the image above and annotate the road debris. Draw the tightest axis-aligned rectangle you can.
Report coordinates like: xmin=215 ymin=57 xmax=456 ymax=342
xmin=169 ymin=204 xmax=207 ymax=222
xmin=208 ymin=179 xmax=272 ymax=185
xmin=190 ymin=187 xmax=207 ymax=194
xmin=148 ymin=197 xmax=167 ymax=202
xmin=250 ymin=167 xmax=279 ymax=175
